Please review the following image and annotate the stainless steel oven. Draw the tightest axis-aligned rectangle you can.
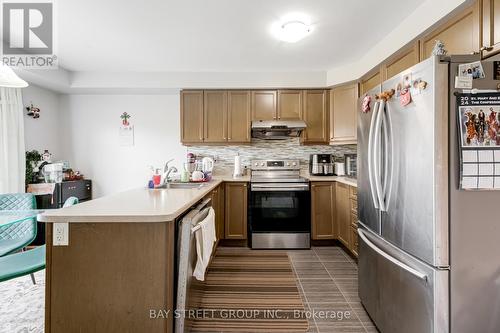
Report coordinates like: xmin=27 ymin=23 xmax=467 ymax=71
xmin=248 ymin=159 xmax=310 ymax=249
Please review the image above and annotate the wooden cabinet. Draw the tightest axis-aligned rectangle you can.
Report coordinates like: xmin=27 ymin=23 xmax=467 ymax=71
xmin=360 ymin=71 xmax=381 ymax=95
xmin=251 ymin=90 xmax=277 ymax=120
xmin=227 ymin=91 xmax=251 ymax=143
xmin=349 ymin=186 xmax=358 ymax=257
xmin=224 ymin=182 xmax=248 ymax=239
xmin=203 ymin=91 xmax=227 ymax=143
xmin=381 ymin=42 xmax=420 ymax=81
xmin=302 ymin=90 xmax=328 ymax=144
xmin=311 ymin=182 xmax=336 ymax=240
xmin=278 ymin=90 xmax=303 ymax=120
xmin=350 ymin=226 xmax=359 ymax=257
xmin=482 ymin=0 xmax=500 ymax=57
xmin=329 ymin=84 xmax=358 ymax=145
xmin=181 ymin=90 xmax=251 ymax=144
xmin=420 ymin=4 xmax=480 ymax=59
xmin=180 ymin=90 xmax=204 ymax=143
xmin=208 ymin=184 xmax=225 ymax=241
xmin=335 ymin=182 xmax=350 ymax=248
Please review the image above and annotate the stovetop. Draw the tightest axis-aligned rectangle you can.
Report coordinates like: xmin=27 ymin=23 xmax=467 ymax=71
xmin=250 ymin=159 xmax=306 ymax=184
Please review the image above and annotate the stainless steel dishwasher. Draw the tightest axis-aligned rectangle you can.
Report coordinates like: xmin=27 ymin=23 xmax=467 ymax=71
xmin=175 ymin=197 xmax=212 ymax=333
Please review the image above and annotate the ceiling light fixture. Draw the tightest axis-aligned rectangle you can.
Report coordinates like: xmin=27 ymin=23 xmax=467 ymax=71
xmin=0 ymin=64 xmax=28 ymax=88
xmin=271 ymin=13 xmax=312 ymax=43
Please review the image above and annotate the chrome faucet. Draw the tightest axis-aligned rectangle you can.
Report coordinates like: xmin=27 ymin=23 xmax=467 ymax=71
xmin=163 ymin=159 xmax=178 ymax=185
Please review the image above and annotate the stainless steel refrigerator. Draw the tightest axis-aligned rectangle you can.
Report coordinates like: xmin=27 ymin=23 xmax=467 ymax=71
xmin=357 ymin=55 xmax=500 ymax=333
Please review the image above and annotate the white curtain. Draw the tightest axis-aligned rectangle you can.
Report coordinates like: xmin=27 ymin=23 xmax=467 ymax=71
xmin=0 ymin=87 xmax=25 ymax=194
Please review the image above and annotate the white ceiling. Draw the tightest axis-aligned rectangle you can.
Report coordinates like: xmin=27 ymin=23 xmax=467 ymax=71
xmin=57 ymin=0 xmax=423 ymax=72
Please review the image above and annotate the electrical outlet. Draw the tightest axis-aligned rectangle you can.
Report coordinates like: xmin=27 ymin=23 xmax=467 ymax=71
xmin=53 ymin=222 xmax=69 ymax=246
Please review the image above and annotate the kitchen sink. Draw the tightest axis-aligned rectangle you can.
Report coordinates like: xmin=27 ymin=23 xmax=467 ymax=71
xmin=154 ymin=182 xmax=211 ymax=189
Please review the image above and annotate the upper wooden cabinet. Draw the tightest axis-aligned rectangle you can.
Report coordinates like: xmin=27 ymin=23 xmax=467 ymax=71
xmin=360 ymin=71 xmax=381 ymax=96
xmin=227 ymin=91 xmax=251 ymax=143
xmin=278 ymin=90 xmax=303 ymax=120
xmin=224 ymin=182 xmax=248 ymax=239
xmin=203 ymin=91 xmax=227 ymax=143
xmin=251 ymin=90 xmax=277 ymax=120
xmin=302 ymin=90 xmax=328 ymax=144
xmin=482 ymin=0 xmax=500 ymax=57
xmin=329 ymin=84 xmax=358 ymax=145
xmin=420 ymin=4 xmax=480 ymax=59
xmin=311 ymin=182 xmax=336 ymax=240
xmin=181 ymin=90 xmax=204 ymax=143
xmin=181 ymin=90 xmax=251 ymax=144
xmin=381 ymin=42 xmax=420 ymax=81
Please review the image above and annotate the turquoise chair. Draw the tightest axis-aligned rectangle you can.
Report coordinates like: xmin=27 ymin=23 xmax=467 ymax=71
xmin=0 ymin=196 xmax=79 ymax=284
xmin=0 ymin=193 xmax=37 ymax=257
xmin=63 ymin=196 xmax=79 ymax=207
xmin=0 ymin=245 xmax=45 ymax=282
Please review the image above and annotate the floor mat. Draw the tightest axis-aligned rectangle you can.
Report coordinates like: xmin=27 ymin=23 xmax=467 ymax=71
xmin=189 ymin=247 xmax=309 ymax=332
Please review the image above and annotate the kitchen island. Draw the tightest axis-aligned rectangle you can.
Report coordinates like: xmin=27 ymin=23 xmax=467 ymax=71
xmin=39 ymin=180 xmax=224 ymax=333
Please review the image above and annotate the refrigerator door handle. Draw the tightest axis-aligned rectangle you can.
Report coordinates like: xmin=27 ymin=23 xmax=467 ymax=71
xmin=383 ymin=103 xmax=394 ymax=212
xmin=373 ymin=100 xmax=385 ymax=211
xmin=367 ymin=100 xmax=380 ymax=209
xmin=358 ymin=229 xmax=428 ymax=282
xmin=382 ymin=104 xmax=389 ymax=207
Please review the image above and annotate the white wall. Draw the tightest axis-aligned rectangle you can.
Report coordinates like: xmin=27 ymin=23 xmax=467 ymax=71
xmin=22 ymin=84 xmax=63 ymax=160
xmin=59 ymin=93 xmax=186 ymax=197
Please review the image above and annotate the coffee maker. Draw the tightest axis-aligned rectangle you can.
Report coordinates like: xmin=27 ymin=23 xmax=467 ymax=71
xmin=309 ymin=154 xmax=334 ymax=176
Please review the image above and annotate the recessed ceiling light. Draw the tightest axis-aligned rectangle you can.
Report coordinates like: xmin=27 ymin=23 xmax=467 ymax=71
xmin=271 ymin=13 xmax=313 ymax=43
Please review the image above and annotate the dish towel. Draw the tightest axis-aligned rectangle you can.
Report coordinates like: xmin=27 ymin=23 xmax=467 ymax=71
xmin=193 ymin=207 xmax=216 ymax=281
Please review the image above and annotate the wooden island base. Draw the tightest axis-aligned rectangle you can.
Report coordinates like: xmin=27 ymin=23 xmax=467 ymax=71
xmin=45 ymin=222 xmax=175 ymax=333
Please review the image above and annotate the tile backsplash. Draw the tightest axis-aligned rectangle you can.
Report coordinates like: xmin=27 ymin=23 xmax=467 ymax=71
xmin=187 ymin=138 xmax=356 ymax=174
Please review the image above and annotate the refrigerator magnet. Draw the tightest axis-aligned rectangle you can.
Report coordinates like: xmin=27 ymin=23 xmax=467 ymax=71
xmin=362 ymin=95 xmax=372 ymax=113
xmin=400 ymin=87 xmax=411 ymax=106
xmin=411 ymin=78 xmax=423 ymax=96
xmin=455 ymin=76 xmax=473 ymax=89
xmin=395 ymin=82 xmax=402 ymax=97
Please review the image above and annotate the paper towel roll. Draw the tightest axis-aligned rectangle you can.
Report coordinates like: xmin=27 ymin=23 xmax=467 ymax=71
xmin=233 ymin=155 xmax=242 ymax=177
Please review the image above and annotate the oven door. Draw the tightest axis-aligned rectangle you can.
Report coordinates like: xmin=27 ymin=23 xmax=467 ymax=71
xmin=249 ymin=183 xmax=310 ymax=233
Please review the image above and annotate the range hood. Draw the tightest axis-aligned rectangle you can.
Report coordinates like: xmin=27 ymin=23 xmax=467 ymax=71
xmin=251 ymin=120 xmax=307 ymax=140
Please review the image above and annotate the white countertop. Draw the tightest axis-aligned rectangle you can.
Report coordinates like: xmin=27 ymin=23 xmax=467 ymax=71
xmin=39 ymin=172 xmax=354 ymax=223
xmin=300 ymin=171 xmax=357 ymax=187
xmin=39 ymin=180 xmax=224 ymax=223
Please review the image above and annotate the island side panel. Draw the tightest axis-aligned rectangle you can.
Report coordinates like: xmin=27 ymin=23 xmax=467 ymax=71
xmin=45 ymin=222 xmax=175 ymax=333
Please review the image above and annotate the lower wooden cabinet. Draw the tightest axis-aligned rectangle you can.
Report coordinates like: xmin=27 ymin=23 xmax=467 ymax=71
xmin=349 ymin=186 xmax=358 ymax=257
xmin=311 ymin=182 xmax=336 ymax=240
xmin=208 ymin=184 xmax=225 ymax=241
xmin=350 ymin=225 xmax=359 ymax=257
xmin=224 ymin=182 xmax=248 ymax=239
xmin=336 ymin=182 xmax=351 ymax=248
xmin=311 ymin=181 xmax=358 ymax=257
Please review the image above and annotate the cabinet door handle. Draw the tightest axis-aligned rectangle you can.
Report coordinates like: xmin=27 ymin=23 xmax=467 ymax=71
xmin=480 ymin=46 xmax=494 ymax=52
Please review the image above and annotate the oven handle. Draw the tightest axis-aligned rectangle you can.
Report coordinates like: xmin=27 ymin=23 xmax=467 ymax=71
xmin=251 ymin=183 xmax=310 ymax=192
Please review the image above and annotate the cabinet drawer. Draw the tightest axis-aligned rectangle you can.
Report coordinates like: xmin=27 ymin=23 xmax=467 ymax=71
xmin=351 ymin=212 xmax=358 ymax=228
xmin=349 ymin=186 xmax=357 ymax=199
xmin=350 ymin=198 xmax=358 ymax=214
xmin=350 ymin=225 xmax=359 ymax=257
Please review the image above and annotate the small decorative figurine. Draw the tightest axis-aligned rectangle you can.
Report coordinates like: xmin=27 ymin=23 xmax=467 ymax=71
xmin=362 ymin=95 xmax=372 ymax=113
xmin=120 ymin=112 xmax=131 ymax=126
xmin=26 ymin=103 xmax=40 ymax=118
xmin=432 ymin=40 xmax=447 ymax=56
